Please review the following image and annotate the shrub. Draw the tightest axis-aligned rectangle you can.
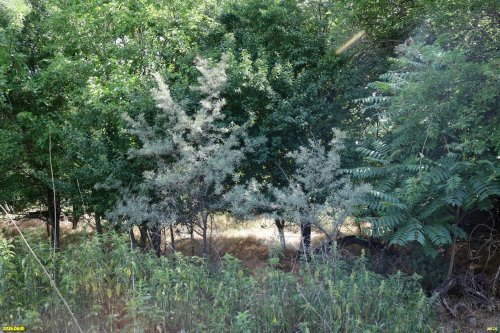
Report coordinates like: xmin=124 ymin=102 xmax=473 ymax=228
xmin=0 ymin=234 xmax=437 ymax=332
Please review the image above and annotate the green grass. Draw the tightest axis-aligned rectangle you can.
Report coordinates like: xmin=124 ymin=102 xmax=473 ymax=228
xmin=0 ymin=233 xmax=437 ymax=332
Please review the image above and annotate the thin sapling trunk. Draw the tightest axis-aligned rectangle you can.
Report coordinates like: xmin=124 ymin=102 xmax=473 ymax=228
xmin=275 ymin=218 xmax=286 ymax=250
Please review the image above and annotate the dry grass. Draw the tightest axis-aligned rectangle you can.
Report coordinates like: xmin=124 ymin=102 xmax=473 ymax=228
xmin=2 ymin=213 xmax=498 ymax=332
xmin=0 ymin=215 xmax=91 ymax=248
xmin=434 ymin=299 xmax=500 ymax=333
xmin=1 ymin=216 xmax=45 ymax=232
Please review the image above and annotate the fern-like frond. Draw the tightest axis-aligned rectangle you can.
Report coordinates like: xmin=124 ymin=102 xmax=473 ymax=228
xmin=403 ymin=164 xmax=428 ymax=172
xmin=356 ymin=95 xmax=390 ymax=105
xmin=348 ymin=166 xmax=387 ymax=179
xmin=448 ymin=224 xmax=468 ymax=240
xmin=424 ymin=224 xmax=452 ymax=246
xmin=372 ymin=214 xmax=405 ymax=229
xmin=418 ymin=200 xmax=444 ymax=220
xmin=389 ymin=57 xmax=426 ymax=69
xmin=445 ymin=175 xmax=462 ymax=193
xmin=427 ymin=167 xmax=450 ymax=182
xmin=357 ymin=147 xmax=390 ymax=164
xmin=370 ymin=190 xmax=407 ymax=209
xmin=471 ymin=178 xmax=500 ymax=201
xmin=390 ymin=219 xmax=425 ymax=246
xmin=367 ymin=81 xmax=403 ymax=93
xmin=442 ymin=188 xmax=465 ymax=207
xmin=371 ymin=141 xmax=392 ymax=158
xmin=376 ymin=177 xmax=397 ymax=193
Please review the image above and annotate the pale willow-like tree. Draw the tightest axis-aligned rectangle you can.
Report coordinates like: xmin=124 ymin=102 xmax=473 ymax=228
xmin=111 ymin=56 xmax=260 ymax=256
xmin=226 ymin=129 xmax=371 ymax=253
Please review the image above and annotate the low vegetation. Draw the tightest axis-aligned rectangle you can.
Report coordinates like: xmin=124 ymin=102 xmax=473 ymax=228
xmin=0 ymin=234 xmax=435 ymax=332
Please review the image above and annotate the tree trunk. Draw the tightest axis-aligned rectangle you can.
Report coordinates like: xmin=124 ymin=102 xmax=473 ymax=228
xmin=72 ymin=215 xmax=79 ymax=230
xmin=151 ymin=226 xmax=162 ymax=257
xmin=448 ymin=208 xmax=461 ymax=279
xmin=46 ymin=217 xmax=51 ymax=239
xmin=201 ymin=211 xmax=208 ymax=257
xmin=95 ymin=214 xmax=103 ymax=235
xmin=129 ymin=228 xmax=139 ymax=249
xmin=72 ymin=205 xmax=80 ymax=230
xmin=275 ymin=219 xmax=286 ymax=250
xmin=139 ymin=225 xmax=148 ymax=251
xmin=448 ymin=236 xmax=457 ymax=280
xmin=170 ymin=225 xmax=176 ymax=252
xmin=189 ymin=224 xmax=195 ymax=256
xmin=300 ymin=221 xmax=311 ymax=257
xmin=47 ymin=189 xmax=61 ymax=252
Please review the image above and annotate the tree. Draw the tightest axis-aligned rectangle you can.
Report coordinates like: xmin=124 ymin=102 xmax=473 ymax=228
xmin=110 ymin=56 xmax=260 ymax=256
xmin=48 ymin=0 xmax=208 ymax=233
xmin=0 ymin=0 xmax=72 ymax=249
xmin=226 ymin=129 xmax=370 ymax=254
xmin=209 ymin=0 xmax=397 ymax=244
xmin=0 ymin=0 xmax=221 ymax=240
xmin=352 ymin=1 xmax=499 ymax=270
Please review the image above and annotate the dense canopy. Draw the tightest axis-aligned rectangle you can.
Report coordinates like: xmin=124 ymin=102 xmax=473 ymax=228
xmin=0 ymin=0 xmax=498 ymax=331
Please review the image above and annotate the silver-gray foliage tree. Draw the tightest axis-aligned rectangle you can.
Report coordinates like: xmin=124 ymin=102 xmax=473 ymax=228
xmin=110 ymin=55 xmax=260 ymax=256
xmin=226 ymin=129 xmax=371 ymax=253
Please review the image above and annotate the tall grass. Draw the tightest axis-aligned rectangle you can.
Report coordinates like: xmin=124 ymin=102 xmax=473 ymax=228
xmin=0 ymin=234 xmax=437 ymax=332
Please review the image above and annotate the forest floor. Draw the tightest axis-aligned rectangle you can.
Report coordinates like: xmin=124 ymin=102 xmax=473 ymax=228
xmin=1 ymin=213 xmax=499 ymax=333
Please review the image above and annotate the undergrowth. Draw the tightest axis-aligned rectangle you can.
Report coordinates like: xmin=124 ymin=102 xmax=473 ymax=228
xmin=0 ymin=234 xmax=437 ymax=332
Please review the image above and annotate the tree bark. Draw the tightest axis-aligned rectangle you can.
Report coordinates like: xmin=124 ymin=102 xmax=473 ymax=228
xmin=189 ymin=223 xmax=195 ymax=256
xmin=45 ymin=217 xmax=51 ymax=239
xmin=300 ymin=221 xmax=311 ymax=257
xmin=47 ymin=189 xmax=61 ymax=252
xmin=151 ymin=226 xmax=162 ymax=257
xmin=201 ymin=211 xmax=208 ymax=257
xmin=170 ymin=225 xmax=176 ymax=252
xmin=72 ymin=205 xmax=80 ymax=230
xmin=139 ymin=225 xmax=148 ymax=251
xmin=95 ymin=214 xmax=103 ymax=235
xmin=275 ymin=219 xmax=286 ymax=250
xmin=129 ymin=228 xmax=139 ymax=249
xmin=448 ymin=208 xmax=461 ymax=279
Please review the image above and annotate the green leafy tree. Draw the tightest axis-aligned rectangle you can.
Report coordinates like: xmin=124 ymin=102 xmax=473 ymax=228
xmin=352 ymin=2 xmax=499 ymax=274
xmin=0 ymin=0 xmax=73 ymax=249
xmin=0 ymin=0 xmax=223 ymax=238
xmin=214 ymin=0 xmax=408 ymax=241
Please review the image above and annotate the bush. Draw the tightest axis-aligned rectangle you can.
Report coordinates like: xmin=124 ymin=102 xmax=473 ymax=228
xmin=0 ymin=233 xmax=437 ymax=332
